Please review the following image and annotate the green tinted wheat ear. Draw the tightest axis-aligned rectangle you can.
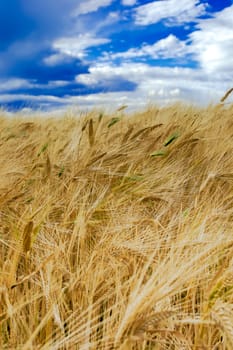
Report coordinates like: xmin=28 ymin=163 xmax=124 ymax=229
xmin=116 ymin=104 xmax=128 ymax=112
xmin=220 ymin=88 xmax=233 ymax=103
xmin=98 ymin=112 xmax=103 ymax=123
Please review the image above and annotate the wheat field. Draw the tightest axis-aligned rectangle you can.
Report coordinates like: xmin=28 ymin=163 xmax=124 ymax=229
xmin=1 ymin=102 xmax=233 ymax=349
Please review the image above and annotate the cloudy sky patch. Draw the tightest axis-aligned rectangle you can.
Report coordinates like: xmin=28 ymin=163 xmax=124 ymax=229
xmin=0 ymin=0 xmax=233 ymax=111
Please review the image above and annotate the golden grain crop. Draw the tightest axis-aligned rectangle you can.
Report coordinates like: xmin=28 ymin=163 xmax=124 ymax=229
xmin=0 ymin=102 xmax=233 ymax=349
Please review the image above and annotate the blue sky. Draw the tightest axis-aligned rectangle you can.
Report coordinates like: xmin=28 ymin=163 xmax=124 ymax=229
xmin=0 ymin=0 xmax=233 ymax=111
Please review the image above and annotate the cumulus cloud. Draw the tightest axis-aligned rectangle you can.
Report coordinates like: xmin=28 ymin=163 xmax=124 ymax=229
xmin=2 ymin=0 xmax=233 ymax=112
xmin=102 ymin=34 xmax=189 ymax=60
xmin=189 ymin=5 xmax=233 ymax=77
xmin=76 ymin=62 xmax=195 ymax=88
xmin=2 ymin=59 xmax=232 ymax=111
xmin=134 ymin=0 xmax=207 ymax=26
xmin=99 ymin=4 xmax=233 ymax=81
xmin=74 ymin=0 xmax=113 ymax=16
xmin=53 ymin=33 xmax=110 ymax=59
xmin=75 ymin=61 xmax=229 ymax=108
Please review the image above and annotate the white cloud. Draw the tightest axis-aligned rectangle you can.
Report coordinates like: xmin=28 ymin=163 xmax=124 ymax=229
xmin=0 ymin=94 xmax=63 ymax=103
xmin=122 ymin=0 xmax=137 ymax=6
xmin=52 ymin=33 xmax=110 ymax=59
xmin=189 ymin=5 xmax=233 ymax=76
xmin=134 ymin=0 xmax=207 ymax=26
xmin=151 ymin=35 xmax=188 ymax=58
xmin=0 ymin=79 xmax=33 ymax=92
xmin=2 ymin=60 xmax=232 ymax=112
xmin=0 ymin=79 xmax=69 ymax=96
xmin=3 ymin=3 xmax=233 ymax=112
xmin=43 ymin=53 xmax=67 ymax=66
xmin=74 ymin=0 xmax=113 ymax=16
xmin=102 ymin=34 xmax=188 ymax=60
xmin=75 ymin=61 xmax=231 ymax=109
xmin=77 ymin=75 xmax=99 ymax=86
xmin=93 ymin=11 xmax=122 ymax=31
xmin=98 ymin=4 xmax=233 ymax=90
xmin=76 ymin=63 xmax=191 ymax=89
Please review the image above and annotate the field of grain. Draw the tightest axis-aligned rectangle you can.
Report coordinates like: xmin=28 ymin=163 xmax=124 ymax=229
xmin=1 ymin=103 xmax=233 ymax=349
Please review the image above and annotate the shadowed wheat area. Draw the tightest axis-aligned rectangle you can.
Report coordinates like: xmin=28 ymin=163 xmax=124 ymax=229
xmin=1 ymin=104 xmax=233 ymax=349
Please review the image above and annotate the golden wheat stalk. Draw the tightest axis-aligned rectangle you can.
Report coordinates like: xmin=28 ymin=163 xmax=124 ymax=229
xmin=1 ymin=104 xmax=233 ymax=349
xmin=22 ymin=221 xmax=33 ymax=254
xmin=88 ymin=118 xmax=95 ymax=147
